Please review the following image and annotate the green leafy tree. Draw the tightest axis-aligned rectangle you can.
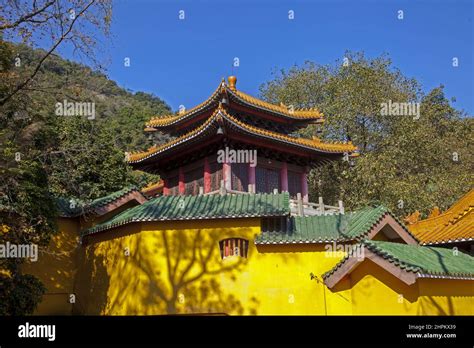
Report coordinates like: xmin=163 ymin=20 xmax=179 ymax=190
xmin=0 ymin=40 xmax=55 ymax=314
xmin=260 ymin=52 xmax=473 ymax=217
xmin=0 ymin=37 xmax=171 ymax=313
xmin=3 ymin=43 xmax=171 ymax=201
xmin=0 ymin=0 xmax=113 ymax=105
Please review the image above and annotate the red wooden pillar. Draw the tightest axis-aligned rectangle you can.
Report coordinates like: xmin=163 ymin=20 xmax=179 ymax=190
xmin=280 ymin=162 xmax=288 ymax=193
xmin=178 ymin=166 xmax=185 ymax=195
xmin=163 ymin=178 xmax=170 ymax=196
xmin=204 ymin=157 xmax=211 ymax=193
xmin=301 ymin=169 xmax=309 ymax=203
xmin=248 ymin=164 xmax=256 ymax=193
xmin=223 ymin=160 xmax=232 ymax=191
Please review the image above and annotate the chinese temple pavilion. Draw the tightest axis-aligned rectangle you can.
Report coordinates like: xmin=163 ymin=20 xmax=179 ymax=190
xmin=20 ymin=77 xmax=474 ymax=316
xmin=127 ymin=76 xmax=356 ymax=201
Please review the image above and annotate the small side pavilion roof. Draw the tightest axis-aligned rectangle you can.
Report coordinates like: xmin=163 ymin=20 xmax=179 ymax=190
xmin=405 ymin=189 xmax=474 ymax=245
xmin=323 ymin=240 xmax=474 ymax=288
xmin=56 ymin=186 xmax=147 ymax=218
xmin=255 ymin=206 xmax=417 ymax=245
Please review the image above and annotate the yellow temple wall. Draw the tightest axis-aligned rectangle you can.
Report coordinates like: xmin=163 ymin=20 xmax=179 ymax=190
xmin=23 ymin=217 xmax=474 ymax=315
xmin=416 ymin=278 xmax=474 ymax=315
xmin=345 ymin=259 xmax=474 ymax=315
xmin=21 ymin=217 xmax=80 ymax=315
xmin=73 ymin=219 xmax=352 ymax=315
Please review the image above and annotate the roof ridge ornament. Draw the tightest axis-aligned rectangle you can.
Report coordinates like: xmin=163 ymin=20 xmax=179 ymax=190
xmin=228 ymin=75 xmax=237 ymax=91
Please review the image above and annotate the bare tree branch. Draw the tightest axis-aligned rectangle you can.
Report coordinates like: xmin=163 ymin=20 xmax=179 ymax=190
xmin=0 ymin=0 xmax=96 ymax=106
xmin=0 ymin=0 xmax=56 ymax=30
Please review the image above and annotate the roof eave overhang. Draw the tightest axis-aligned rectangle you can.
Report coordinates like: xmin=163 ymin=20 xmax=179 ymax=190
xmin=323 ymin=247 xmax=418 ymax=289
xmin=130 ymin=110 xmax=352 ymax=169
xmin=91 ymin=191 xmax=148 ymax=216
xmin=145 ymin=84 xmax=324 ymax=132
xmin=421 ymin=237 xmax=474 ymax=246
xmin=145 ymin=83 xmax=225 ymax=130
xmin=226 ymin=88 xmax=322 ymax=122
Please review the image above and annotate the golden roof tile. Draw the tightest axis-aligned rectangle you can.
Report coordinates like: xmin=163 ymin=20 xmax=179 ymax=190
xmin=146 ymin=82 xmax=225 ymax=127
xmin=141 ymin=180 xmax=164 ymax=196
xmin=128 ymin=106 xmax=356 ymax=163
xmin=406 ymin=189 xmax=474 ymax=245
xmin=145 ymin=80 xmax=323 ymax=128
xmin=232 ymin=90 xmax=322 ymax=119
xmin=224 ymin=108 xmax=354 ymax=152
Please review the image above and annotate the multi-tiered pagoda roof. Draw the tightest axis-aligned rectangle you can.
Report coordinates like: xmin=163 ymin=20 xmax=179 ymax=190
xmin=128 ymin=76 xmax=356 ymax=173
xmin=127 ymin=76 xmax=356 ymax=200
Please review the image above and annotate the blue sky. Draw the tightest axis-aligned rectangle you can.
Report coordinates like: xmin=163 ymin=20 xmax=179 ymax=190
xmin=64 ymin=0 xmax=474 ymax=114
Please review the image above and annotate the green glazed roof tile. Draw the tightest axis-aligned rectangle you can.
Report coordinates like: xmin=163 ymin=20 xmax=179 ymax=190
xmin=82 ymin=192 xmax=290 ymax=237
xmin=323 ymin=240 xmax=474 ymax=279
xmin=255 ymin=206 xmax=399 ymax=244
xmin=56 ymin=186 xmax=140 ymax=217
xmin=87 ymin=186 xmax=139 ymax=210
xmin=363 ymin=240 xmax=474 ymax=278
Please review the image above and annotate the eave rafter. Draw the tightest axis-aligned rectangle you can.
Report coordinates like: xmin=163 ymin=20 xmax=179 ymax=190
xmin=128 ymin=106 xmax=355 ymax=167
xmin=144 ymin=78 xmax=324 ymax=131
